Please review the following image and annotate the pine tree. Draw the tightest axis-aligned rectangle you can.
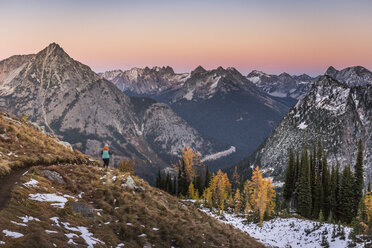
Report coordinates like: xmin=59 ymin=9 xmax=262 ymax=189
xmin=322 ymin=153 xmax=331 ymax=220
xmin=165 ymin=173 xmax=172 ymax=193
xmin=354 ymin=139 xmax=364 ymax=217
xmin=178 ymin=162 xmax=188 ymax=196
xmin=330 ymin=165 xmax=337 ymax=221
xmin=283 ymin=147 xmax=295 ymax=202
xmin=232 ymin=166 xmax=241 ymax=190
xmin=173 ymin=176 xmax=177 ymax=195
xmin=297 ymin=147 xmax=312 ymax=218
xmin=334 ymin=163 xmax=341 ymax=221
xmin=310 ymin=146 xmax=316 ymax=215
xmin=156 ymin=168 xmax=162 ymax=189
xmin=293 ymin=151 xmax=300 ymax=209
xmin=205 ymin=164 xmax=211 ymax=188
xmin=194 ymin=175 xmax=203 ymax=197
xmin=368 ymin=181 xmax=371 ymax=193
xmin=339 ymin=165 xmax=355 ymax=223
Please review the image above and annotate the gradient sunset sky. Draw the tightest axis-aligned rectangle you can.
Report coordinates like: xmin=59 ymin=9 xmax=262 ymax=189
xmin=1 ymin=0 xmax=372 ymax=75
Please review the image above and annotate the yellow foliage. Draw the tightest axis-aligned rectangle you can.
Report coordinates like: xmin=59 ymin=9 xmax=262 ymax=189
xmin=234 ymin=189 xmax=242 ymax=214
xmin=244 ymin=166 xmax=276 ymax=226
xmin=188 ymin=183 xmax=195 ymax=199
xmin=203 ymin=188 xmax=213 ymax=209
xmin=207 ymin=170 xmax=232 ymax=209
xmin=365 ymin=192 xmax=372 ymax=222
xmin=172 ymin=147 xmax=202 ymax=183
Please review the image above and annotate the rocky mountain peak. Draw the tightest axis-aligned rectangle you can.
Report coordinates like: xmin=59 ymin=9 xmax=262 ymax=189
xmin=325 ymin=65 xmax=372 ymax=87
xmin=191 ymin=65 xmax=207 ymax=75
xmin=325 ymin=66 xmax=339 ymax=77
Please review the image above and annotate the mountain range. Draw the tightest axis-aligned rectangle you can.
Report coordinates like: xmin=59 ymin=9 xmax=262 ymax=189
xmin=101 ymin=66 xmax=292 ymax=168
xmin=0 ymin=43 xmax=221 ymax=182
xmin=233 ymin=66 xmax=372 ymax=184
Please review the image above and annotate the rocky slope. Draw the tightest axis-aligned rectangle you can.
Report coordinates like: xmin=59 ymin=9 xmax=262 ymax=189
xmin=325 ymin=65 xmax=372 ymax=87
xmin=0 ymin=43 xmax=216 ymax=182
xmin=0 ymin=118 xmax=264 ymax=248
xmin=103 ymin=66 xmax=290 ymax=169
xmin=233 ymin=74 xmax=372 ymax=183
xmin=247 ymin=70 xmax=314 ymax=104
xmin=99 ymin=66 xmax=189 ymax=96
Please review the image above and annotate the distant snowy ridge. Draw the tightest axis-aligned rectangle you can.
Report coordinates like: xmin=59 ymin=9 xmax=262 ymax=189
xmin=201 ymin=146 xmax=236 ymax=162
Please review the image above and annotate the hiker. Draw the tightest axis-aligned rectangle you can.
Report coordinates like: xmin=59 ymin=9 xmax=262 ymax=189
xmin=101 ymin=144 xmax=113 ymax=168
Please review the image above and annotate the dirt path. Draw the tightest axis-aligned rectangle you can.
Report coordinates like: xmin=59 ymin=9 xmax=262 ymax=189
xmin=0 ymin=167 xmax=30 ymax=211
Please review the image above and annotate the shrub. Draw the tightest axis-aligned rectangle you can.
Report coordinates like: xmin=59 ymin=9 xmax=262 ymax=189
xmin=118 ymin=158 xmax=135 ymax=175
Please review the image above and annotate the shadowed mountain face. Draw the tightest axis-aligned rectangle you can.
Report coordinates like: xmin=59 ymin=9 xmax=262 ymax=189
xmin=231 ymin=73 xmax=372 ymax=184
xmin=102 ymin=66 xmax=291 ymax=169
xmin=0 ymin=43 xmax=218 ymax=183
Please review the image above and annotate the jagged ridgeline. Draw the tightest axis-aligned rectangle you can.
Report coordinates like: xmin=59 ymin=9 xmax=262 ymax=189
xmin=231 ymin=69 xmax=372 ymax=184
xmin=101 ymin=65 xmax=291 ymax=169
xmin=0 ymin=43 xmax=223 ymax=183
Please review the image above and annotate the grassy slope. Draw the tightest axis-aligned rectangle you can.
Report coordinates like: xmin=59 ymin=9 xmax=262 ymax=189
xmin=0 ymin=112 xmax=264 ymax=247
xmin=0 ymin=112 xmax=95 ymax=176
xmin=0 ymin=165 xmax=264 ymax=247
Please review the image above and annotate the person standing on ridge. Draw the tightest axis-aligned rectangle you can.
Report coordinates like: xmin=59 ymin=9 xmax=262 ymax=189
xmin=101 ymin=144 xmax=113 ymax=168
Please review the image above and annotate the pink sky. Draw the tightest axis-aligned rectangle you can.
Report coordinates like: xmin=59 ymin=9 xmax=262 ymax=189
xmin=0 ymin=0 xmax=371 ymax=76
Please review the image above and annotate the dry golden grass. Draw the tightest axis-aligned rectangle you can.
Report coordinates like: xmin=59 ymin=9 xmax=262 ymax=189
xmin=0 ymin=164 xmax=264 ymax=247
xmin=0 ymin=112 xmax=97 ymax=177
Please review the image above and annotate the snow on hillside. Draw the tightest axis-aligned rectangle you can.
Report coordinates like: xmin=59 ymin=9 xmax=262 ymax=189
xmin=201 ymin=146 xmax=236 ymax=162
xmin=200 ymin=208 xmax=367 ymax=248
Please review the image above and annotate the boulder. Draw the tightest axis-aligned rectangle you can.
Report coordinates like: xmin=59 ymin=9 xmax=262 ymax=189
xmin=69 ymin=202 xmax=94 ymax=217
xmin=41 ymin=170 xmax=65 ymax=184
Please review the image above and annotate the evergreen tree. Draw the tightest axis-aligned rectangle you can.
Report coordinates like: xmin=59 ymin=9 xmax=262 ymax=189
xmin=297 ymin=147 xmax=312 ymax=217
xmin=368 ymin=180 xmax=371 ymax=193
xmin=156 ymin=168 xmax=162 ymax=189
xmin=173 ymin=176 xmax=177 ymax=195
xmin=283 ymin=147 xmax=295 ymax=202
xmin=194 ymin=175 xmax=203 ymax=196
xmin=330 ymin=165 xmax=337 ymax=221
xmin=165 ymin=172 xmax=171 ymax=193
xmin=232 ymin=166 xmax=241 ymax=190
xmin=205 ymin=164 xmax=211 ymax=188
xmin=310 ymin=146 xmax=316 ymax=215
xmin=339 ymin=165 xmax=355 ymax=223
xmin=322 ymin=153 xmax=331 ymax=220
xmin=178 ymin=162 xmax=188 ymax=196
xmin=354 ymin=139 xmax=364 ymax=217
xmin=293 ymin=151 xmax=300 ymax=209
xmin=334 ymin=163 xmax=341 ymax=221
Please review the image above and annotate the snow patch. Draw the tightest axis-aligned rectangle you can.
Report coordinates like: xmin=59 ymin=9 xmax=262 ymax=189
xmin=23 ymin=179 xmax=39 ymax=188
xmin=45 ymin=230 xmax=58 ymax=234
xmin=201 ymin=208 xmax=363 ymax=248
xmin=201 ymin=146 xmax=236 ymax=162
xmin=183 ymin=89 xmax=194 ymax=101
xmin=247 ymin=76 xmax=260 ymax=84
xmin=297 ymin=121 xmax=308 ymax=130
xmin=2 ymin=230 xmax=24 ymax=238
xmin=10 ymin=221 xmax=27 ymax=227
xmin=28 ymin=193 xmax=69 ymax=208
xmin=19 ymin=216 xmax=40 ymax=223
